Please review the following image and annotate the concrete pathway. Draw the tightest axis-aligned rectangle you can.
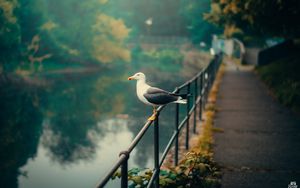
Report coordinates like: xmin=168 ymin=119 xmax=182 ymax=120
xmin=214 ymin=61 xmax=300 ymax=188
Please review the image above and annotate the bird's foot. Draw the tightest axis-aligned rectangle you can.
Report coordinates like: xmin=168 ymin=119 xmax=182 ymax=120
xmin=148 ymin=114 xmax=156 ymax=121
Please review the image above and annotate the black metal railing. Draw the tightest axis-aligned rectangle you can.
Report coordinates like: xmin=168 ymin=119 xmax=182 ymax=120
xmin=97 ymin=54 xmax=223 ymax=188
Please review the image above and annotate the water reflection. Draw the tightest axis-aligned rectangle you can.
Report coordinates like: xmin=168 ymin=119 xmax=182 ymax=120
xmin=1 ymin=59 xmax=205 ymax=187
xmin=18 ymin=118 xmax=134 ymax=188
xmin=0 ymin=81 xmax=43 ymax=188
xmin=41 ymin=120 xmax=97 ymax=165
xmin=38 ymin=70 xmax=131 ymax=166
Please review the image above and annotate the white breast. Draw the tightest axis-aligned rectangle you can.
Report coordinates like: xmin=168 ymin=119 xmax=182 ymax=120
xmin=136 ymin=81 xmax=152 ymax=106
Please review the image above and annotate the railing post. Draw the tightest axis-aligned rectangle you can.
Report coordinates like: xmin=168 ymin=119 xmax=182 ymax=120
xmin=204 ymin=71 xmax=208 ymax=104
xmin=213 ymin=57 xmax=216 ymax=81
xmin=121 ymin=161 xmax=128 ymax=188
xmin=214 ymin=55 xmax=218 ymax=80
xmin=186 ymin=83 xmax=191 ymax=150
xmin=154 ymin=113 xmax=160 ymax=188
xmin=199 ymin=73 xmax=203 ymax=120
xmin=210 ymin=61 xmax=214 ymax=89
xmin=193 ymin=78 xmax=198 ymax=133
xmin=119 ymin=151 xmax=130 ymax=188
xmin=174 ymin=89 xmax=179 ymax=166
xmin=208 ymin=68 xmax=211 ymax=91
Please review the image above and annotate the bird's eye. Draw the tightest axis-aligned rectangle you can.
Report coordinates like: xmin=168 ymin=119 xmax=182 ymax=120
xmin=137 ymin=74 xmax=140 ymax=76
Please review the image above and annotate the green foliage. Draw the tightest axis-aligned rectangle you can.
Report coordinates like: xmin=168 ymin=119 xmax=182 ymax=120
xmin=0 ymin=0 xmax=18 ymax=24
xmin=1 ymin=0 xmax=220 ymax=73
xmin=0 ymin=0 xmax=20 ymax=72
xmin=35 ymin=0 xmax=131 ymax=64
xmin=91 ymin=13 xmax=131 ymax=63
xmin=205 ymin=0 xmax=300 ymax=38
xmin=257 ymin=53 xmax=300 ymax=112
xmin=181 ymin=0 xmax=221 ymax=45
xmin=112 ymin=151 xmax=221 ymax=188
xmin=0 ymin=0 xmax=132 ymax=74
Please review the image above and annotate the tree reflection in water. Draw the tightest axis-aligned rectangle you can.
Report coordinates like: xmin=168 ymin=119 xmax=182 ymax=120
xmin=0 ymin=65 xmax=196 ymax=188
xmin=41 ymin=122 xmax=97 ymax=164
xmin=0 ymin=80 xmax=44 ymax=188
xmin=39 ymin=71 xmax=130 ymax=165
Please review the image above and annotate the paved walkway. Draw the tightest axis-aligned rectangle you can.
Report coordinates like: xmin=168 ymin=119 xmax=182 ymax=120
xmin=214 ymin=61 xmax=300 ymax=188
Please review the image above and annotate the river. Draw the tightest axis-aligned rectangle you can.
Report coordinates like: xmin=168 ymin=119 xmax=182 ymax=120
xmin=0 ymin=51 xmax=210 ymax=188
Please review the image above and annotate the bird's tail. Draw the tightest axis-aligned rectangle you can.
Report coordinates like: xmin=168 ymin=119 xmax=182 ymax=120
xmin=173 ymin=93 xmax=191 ymax=104
xmin=177 ymin=93 xmax=191 ymax=99
xmin=175 ymin=98 xmax=187 ymax=104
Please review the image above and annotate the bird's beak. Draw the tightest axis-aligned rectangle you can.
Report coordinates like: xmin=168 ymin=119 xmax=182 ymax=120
xmin=128 ymin=76 xmax=133 ymax=80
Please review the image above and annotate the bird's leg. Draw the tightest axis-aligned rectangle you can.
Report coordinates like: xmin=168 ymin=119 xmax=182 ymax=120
xmin=148 ymin=107 xmax=157 ymax=121
xmin=153 ymin=107 xmax=157 ymax=114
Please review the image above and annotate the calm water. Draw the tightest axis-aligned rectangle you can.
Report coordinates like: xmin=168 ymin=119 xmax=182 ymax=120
xmin=0 ymin=60 xmax=206 ymax=188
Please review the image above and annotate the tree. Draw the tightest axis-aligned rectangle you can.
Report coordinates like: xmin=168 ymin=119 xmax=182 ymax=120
xmin=26 ymin=0 xmax=131 ymax=65
xmin=181 ymin=0 xmax=222 ymax=45
xmin=0 ymin=0 xmax=20 ymax=72
xmin=0 ymin=0 xmax=132 ymax=74
xmin=204 ymin=0 xmax=300 ymax=39
xmin=91 ymin=13 xmax=130 ymax=63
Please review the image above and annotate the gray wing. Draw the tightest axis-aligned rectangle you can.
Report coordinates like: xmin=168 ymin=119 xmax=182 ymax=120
xmin=143 ymin=87 xmax=178 ymax=105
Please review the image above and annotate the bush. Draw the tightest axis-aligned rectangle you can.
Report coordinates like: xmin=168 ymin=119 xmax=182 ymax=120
xmin=112 ymin=151 xmax=221 ymax=188
xmin=256 ymin=53 xmax=300 ymax=112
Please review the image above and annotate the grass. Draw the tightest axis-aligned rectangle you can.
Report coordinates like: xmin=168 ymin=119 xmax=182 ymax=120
xmin=193 ymin=63 xmax=225 ymax=154
xmin=256 ymin=53 xmax=300 ymax=112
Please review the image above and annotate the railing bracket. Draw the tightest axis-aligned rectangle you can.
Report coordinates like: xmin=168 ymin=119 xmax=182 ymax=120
xmin=119 ymin=150 xmax=130 ymax=160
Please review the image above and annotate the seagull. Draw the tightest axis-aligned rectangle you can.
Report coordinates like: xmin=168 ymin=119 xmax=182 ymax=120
xmin=128 ymin=72 xmax=189 ymax=121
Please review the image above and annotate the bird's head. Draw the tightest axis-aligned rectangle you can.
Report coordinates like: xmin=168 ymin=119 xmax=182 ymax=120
xmin=128 ymin=72 xmax=146 ymax=81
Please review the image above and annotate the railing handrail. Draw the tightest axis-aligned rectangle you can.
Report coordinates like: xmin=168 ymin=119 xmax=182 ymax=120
xmin=96 ymin=53 xmax=223 ymax=188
